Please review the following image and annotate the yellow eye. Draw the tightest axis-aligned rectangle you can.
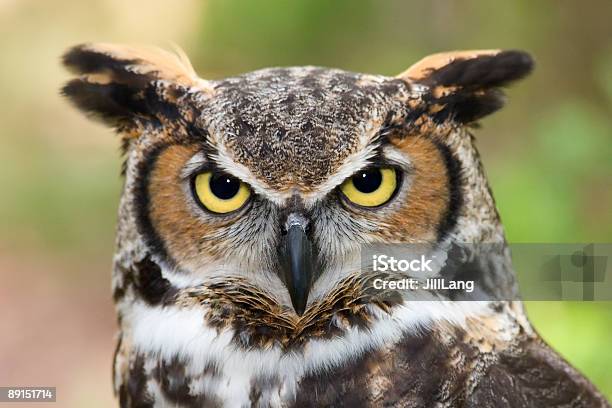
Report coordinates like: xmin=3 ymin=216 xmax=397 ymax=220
xmin=340 ymin=167 xmax=398 ymax=207
xmin=193 ymin=171 xmax=251 ymax=214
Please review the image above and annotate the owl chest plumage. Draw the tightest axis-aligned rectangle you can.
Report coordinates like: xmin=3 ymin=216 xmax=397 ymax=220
xmin=112 ymin=299 xmax=481 ymax=407
xmin=113 ymin=302 xmax=605 ymax=408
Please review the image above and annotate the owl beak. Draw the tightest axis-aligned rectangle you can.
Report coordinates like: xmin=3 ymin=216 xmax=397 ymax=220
xmin=278 ymin=213 xmax=314 ymax=316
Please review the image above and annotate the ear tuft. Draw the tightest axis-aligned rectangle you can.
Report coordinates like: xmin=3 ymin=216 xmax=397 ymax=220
xmin=398 ymin=50 xmax=534 ymax=123
xmin=62 ymin=43 xmax=201 ymax=87
xmin=61 ymin=43 xmax=209 ymax=128
xmin=422 ymin=50 xmax=534 ymax=89
xmin=62 ymin=79 xmax=150 ymax=124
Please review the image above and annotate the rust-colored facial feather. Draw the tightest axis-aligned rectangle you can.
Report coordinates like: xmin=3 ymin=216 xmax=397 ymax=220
xmin=147 ymin=144 xmax=208 ymax=267
xmin=385 ymin=134 xmax=454 ymax=242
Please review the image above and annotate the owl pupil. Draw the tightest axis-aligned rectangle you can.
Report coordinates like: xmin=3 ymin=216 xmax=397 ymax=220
xmin=210 ymin=173 xmax=240 ymax=199
xmin=352 ymin=169 xmax=382 ymax=193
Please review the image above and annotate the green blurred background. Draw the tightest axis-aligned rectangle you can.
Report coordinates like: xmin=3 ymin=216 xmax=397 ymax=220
xmin=0 ymin=0 xmax=610 ymax=406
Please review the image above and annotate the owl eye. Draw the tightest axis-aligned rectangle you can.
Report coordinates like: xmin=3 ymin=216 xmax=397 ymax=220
xmin=193 ymin=171 xmax=251 ymax=214
xmin=340 ymin=167 xmax=398 ymax=208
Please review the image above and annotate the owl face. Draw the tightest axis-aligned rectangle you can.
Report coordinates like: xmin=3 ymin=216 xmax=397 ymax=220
xmin=62 ymin=44 xmax=532 ymax=318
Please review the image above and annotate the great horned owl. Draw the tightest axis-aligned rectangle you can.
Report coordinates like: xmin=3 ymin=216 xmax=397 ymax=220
xmin=62 ymin=44 xmax=609 ymax=407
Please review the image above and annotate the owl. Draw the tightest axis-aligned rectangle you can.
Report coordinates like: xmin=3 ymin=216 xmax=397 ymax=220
xmin=62 ymin=44 xmax=609 ymax=407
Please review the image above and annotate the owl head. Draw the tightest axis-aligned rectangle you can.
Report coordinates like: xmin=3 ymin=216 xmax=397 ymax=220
xmin=62 ymin=44 xmax=532 ymax=341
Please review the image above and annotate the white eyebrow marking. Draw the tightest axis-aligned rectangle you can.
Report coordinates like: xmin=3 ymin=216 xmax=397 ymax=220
xmin=301 ymin=138 xmax=412 ymax=208
xmin=183 ymin=140 xmax=412 ymax=210
xmin=300 ymin=142 xmax=378 ymax=207
xmin=180 ymin=152 xmax=208 ymax=179
xmin=381 ymin=144 xmax=412 ymax=170
xmin=211 ymin=141 xmax=292 ymax=206
xmin=181 ymin=146 xmax=292 ymax=206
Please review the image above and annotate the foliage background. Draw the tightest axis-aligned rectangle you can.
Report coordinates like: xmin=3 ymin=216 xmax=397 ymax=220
xmin=0 ymin=1 xmax=610 ymax=406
